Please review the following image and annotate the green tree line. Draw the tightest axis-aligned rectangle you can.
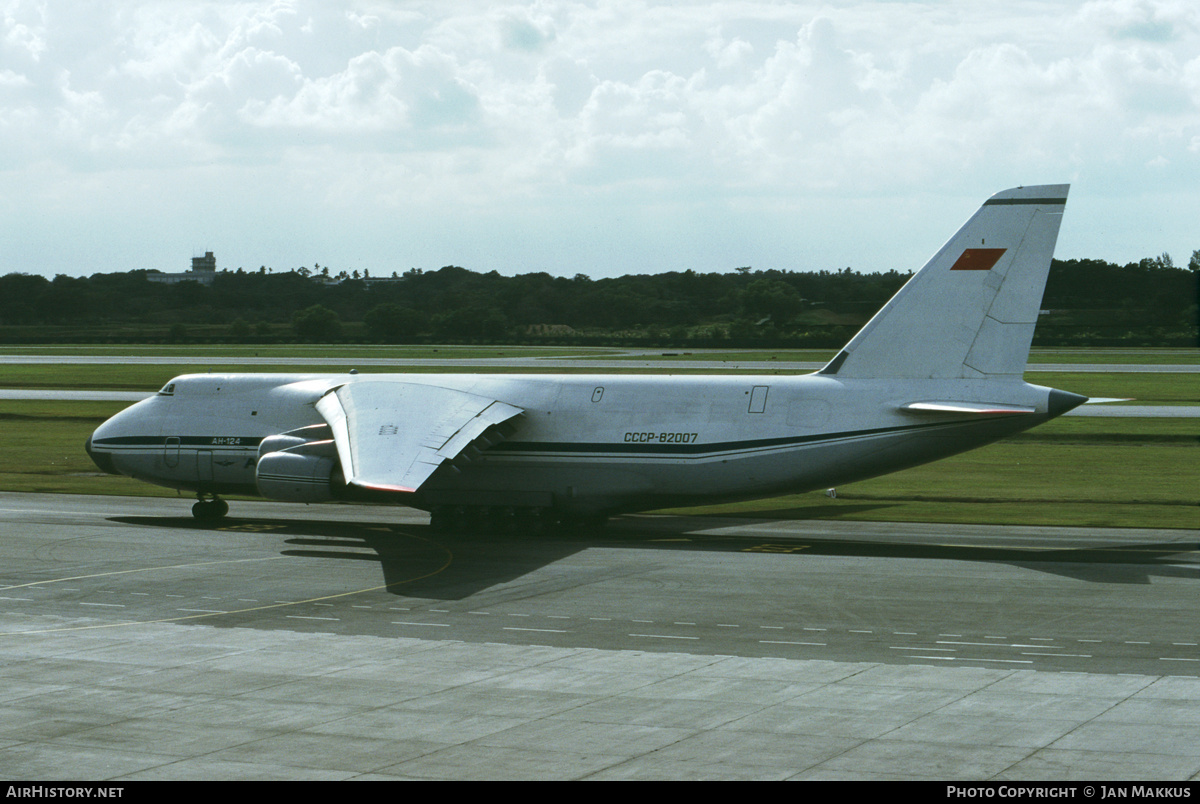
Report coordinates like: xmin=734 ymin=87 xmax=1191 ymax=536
xmin=0 ymin=253 xmax=1195 ymax=347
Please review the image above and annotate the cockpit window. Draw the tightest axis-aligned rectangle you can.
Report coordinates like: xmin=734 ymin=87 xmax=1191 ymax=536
xmin=158 ymin=383 xmax=176 ymax=396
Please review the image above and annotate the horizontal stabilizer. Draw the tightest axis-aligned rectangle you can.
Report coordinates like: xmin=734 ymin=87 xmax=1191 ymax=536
xmin=900 ymin=401 xmax=1037 ymax=415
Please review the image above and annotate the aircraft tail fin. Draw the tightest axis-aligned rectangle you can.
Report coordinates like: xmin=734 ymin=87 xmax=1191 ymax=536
xmin=819 ymin=185 xmax=1068 ymax=380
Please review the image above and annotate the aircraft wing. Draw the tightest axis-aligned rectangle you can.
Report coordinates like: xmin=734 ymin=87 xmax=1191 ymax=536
xmin=314 ymin=381 xmax=524 ymax=493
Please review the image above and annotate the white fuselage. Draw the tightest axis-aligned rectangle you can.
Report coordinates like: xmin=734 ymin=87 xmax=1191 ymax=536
xmin=89 ymin=371 xmax=1063 ymax=516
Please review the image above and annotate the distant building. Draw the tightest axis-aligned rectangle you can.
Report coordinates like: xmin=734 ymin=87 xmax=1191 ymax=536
xmin=147 ymin=251 xmax=218 ymax=285
xmin=191 ymin=252 xmax=216 ymax=273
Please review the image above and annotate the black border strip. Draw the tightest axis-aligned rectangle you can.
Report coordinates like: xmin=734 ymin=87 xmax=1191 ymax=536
xmin=983 ymin=197 xmax=1067 ymax=206
xmin=92 ymin=436 xmax=264 ymax=448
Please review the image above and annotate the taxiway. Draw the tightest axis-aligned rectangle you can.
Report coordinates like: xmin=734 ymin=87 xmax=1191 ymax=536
xmin=1 ymin=493 xmax=1197 ymax=780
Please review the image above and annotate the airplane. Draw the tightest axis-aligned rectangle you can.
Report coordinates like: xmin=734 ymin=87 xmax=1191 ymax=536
xmin=86 ymin=184 xmax=1086 ymax=528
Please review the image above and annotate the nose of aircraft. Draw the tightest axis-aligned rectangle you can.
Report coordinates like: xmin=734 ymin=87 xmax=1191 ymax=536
xmin=85 ymin=433 xmax=119 ymax=475
xmin=85 ymin=398 xmax=155 ymax=477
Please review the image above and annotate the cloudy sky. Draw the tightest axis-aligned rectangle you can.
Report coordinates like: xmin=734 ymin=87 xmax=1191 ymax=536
xmin=2 ymin=0 xmax=1197 ymax=280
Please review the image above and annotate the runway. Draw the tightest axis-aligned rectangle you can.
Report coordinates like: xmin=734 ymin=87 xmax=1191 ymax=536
xmin=2 ymin=493 xmax=1197 ymax=780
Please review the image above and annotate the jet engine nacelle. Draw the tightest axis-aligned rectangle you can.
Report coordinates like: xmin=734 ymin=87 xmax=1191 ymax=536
xmin=255 ymin=425 xmax=340 ymax=503
xmin=256 ymin=424 xmax=333 ymax=462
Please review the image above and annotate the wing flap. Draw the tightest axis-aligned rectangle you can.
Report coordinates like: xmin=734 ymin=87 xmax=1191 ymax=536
xmin=314 ymin=381 xmax=524 ymax=493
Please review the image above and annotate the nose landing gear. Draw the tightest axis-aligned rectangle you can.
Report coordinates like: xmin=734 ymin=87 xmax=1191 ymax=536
xmin=192 ymin=493 xmax=229 ymax=521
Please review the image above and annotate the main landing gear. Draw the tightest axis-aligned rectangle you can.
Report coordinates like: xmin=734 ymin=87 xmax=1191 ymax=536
xmin=192 ymin=493 xmax=229 ymax=521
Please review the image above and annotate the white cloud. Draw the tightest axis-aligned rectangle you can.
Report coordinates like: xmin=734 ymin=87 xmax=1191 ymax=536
xmin=496 ymin=6 xmax=556 ymax=53
xmin=1079 ymin=0 xmax=1196 ymax=42
xmin=2 ymin=0 xmax=1198 ymax=277
xmin=2 ymin=0 xmax=48 ymax=62
xmin=705 ymin=32 xmax=753 ymax=71
xmin=0 ymin=67 xmax=29 ymax=87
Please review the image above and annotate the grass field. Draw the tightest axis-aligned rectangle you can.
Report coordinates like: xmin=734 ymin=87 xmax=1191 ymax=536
xmin=2 ymin=345 xmax=1197 ymax=363
xmin=584 ymin=348 xmax=1200 ymax=365
xmin=0 ymin=347 xmax=1195 ymax=530
xmin=656 ymin=417 xmax=1197 ymax=529
xmin=0 ymin=344 xmax=609 ymax=358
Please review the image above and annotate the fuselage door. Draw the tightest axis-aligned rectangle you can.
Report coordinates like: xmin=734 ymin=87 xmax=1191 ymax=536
xmin=164 ymin=436 xmax=180 ymax=468
xmin=749 ymin=385 xmax=769 ymax=414
xmin=198 ymin=449 xmax=214 ymax=484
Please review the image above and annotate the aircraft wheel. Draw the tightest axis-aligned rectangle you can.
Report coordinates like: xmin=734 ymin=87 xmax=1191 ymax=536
xmin=192 ymin=497 xmax=229 ymax=521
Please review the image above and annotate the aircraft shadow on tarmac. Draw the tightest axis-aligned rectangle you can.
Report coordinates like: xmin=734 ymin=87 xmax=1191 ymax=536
xmin=110 ymin=514 xmax=1199 ymax=600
